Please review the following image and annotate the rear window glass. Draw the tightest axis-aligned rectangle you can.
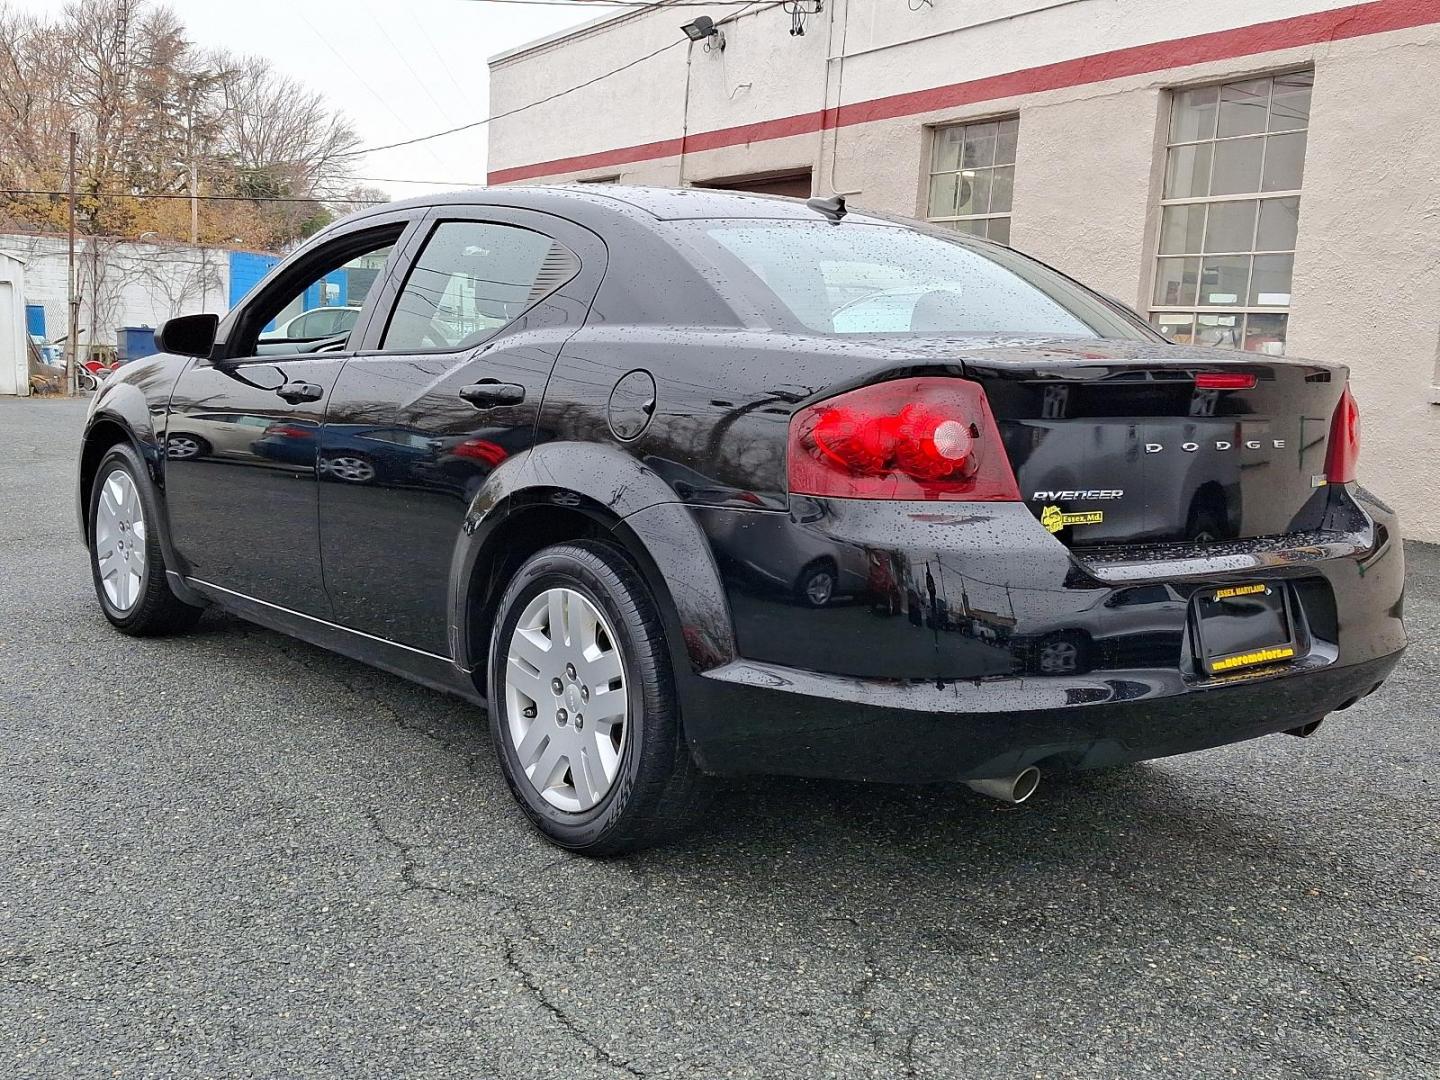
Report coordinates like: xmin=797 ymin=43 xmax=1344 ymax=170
xmin=690 ymin=220 xmax=1148 ymax=339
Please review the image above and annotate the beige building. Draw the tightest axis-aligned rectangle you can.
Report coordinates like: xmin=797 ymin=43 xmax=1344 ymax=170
xmin=488 ymin=0 xmax=1440 ymax=542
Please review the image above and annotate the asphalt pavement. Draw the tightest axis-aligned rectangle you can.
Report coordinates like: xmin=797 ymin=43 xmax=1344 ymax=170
xmin=2 ymin=396 xmax=1436 ymax=1079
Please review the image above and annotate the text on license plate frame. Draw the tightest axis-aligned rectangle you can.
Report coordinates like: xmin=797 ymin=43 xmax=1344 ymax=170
xmin=1195 ymin=581 xmax=1298 ymax=675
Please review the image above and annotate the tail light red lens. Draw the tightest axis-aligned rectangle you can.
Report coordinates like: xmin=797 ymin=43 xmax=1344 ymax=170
xmin=787 ymin=377 xmax=1020 ymax=501
xmin=264 ymin=424 xmax=314 ymax=439
xmin=1324 ymin=384 xmax=1360 ymax=484
xmin=452 ymin=438 xmax=509 ymax=467
xmin=1196 ymin=372 xmax=1257 ymax=390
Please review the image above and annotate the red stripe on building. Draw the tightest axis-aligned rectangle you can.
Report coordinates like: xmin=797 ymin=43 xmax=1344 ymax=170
xmin=488 ymin=0 xmax=1438 ymax=185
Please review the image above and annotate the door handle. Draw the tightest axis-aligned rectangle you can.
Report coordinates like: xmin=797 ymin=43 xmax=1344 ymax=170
xmin=459 ymin=381 xmax=526 ymax=408
xmin=276 ymin=382 xmax=324 ymax=404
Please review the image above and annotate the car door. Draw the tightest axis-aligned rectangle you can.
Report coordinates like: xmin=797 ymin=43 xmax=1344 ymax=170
xmin=163 ymin=214 xmax=424 ymax=616
xmin=317 ymin=206 xmax=605 ymax=655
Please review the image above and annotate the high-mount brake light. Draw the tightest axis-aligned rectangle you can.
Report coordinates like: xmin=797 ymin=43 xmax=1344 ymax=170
xmin=787 ymin=377 xmax=1020 ymax=501
xmin=1324 ymin=384 xmax=1360 ymax=484
xmin=1195 ymin=372 xmax=1257 ymax=390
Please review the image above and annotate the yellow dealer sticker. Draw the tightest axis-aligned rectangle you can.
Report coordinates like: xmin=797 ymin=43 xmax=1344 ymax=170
xmin=1211 ymin=645 xmax=1296 ymax=672
xmin=1040 ymin=505 xmax=1104 ymax=534
xmin=1213 ymin=583 xmax=1269 ymax=600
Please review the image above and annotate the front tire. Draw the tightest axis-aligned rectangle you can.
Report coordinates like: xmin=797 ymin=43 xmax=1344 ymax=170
xmin=88 ymin=443 xmax=203 ymax=636
xmin=488 ymin=541 xmax=706 ymax=854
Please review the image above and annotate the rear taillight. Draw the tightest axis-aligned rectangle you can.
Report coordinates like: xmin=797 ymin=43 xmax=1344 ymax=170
xmin=787 ymin=377 xmax=1020 ymax=501
xmin=1325 ymin=384 xmax=1360 ymax=484
xmin=265 ymin=424 xmax=314 ymax=439
xmin=452 ymin=438 xmax=509 ymax=466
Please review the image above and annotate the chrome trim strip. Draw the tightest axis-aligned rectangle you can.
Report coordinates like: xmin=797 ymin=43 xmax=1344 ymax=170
xmin=187 ymin=578 xmax=453 ymax=663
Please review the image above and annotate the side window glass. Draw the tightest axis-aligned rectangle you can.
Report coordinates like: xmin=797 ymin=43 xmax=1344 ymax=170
xmin=311 ymin=310 xmax=341 ymax=337
xmin=247 ymin=236 xmax=398 ymax=357
xmin=382 ymin=221 xmax=576 ymax=352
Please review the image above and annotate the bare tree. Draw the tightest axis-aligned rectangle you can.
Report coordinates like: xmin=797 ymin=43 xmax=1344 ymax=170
xmin=0 ymin=1 xmax=364 ymax=248
xmin=327 ymin=185 xmax=391 ymax=218
xmin=211 ymin=53 xmax=361 ymax=194
xmin=0 ymin=4 xmax=82 ymax=228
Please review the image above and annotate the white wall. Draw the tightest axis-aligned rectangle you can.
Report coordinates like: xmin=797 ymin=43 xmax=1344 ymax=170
xmin=488 ymin=0 xmax=1440 ymax=542
xmin=487 ymin=0 xmax=1353 ymax=184
xmin=0 ymin=253 xmax=25 ymax=396
xmin=0 ymin=234 xmax=229 ymax=352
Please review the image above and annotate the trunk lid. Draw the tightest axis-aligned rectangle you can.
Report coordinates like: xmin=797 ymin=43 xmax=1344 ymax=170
xmin=950 ymin=338 xmax=1346 ymax=547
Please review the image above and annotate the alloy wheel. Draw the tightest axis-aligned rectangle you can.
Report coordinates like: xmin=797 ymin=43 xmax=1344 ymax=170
xmin=94 ymin=469 xmax=147 ymax=613
xmin=804 ymin=569 xmax=835 ymax=606
xmin=326 ymin=456 xmax=376 ymax=483
xmin=166 ymin=436 xmax=202 ymax=459
xmin=1038 ymin=640 xmax=1080 ymax=674
xmin=503 ymin=587 xmax=628 ymax=812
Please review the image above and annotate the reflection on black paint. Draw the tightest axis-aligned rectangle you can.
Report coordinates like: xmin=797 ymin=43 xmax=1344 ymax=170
xmin=164 ymin=357 xmax=345 ymax=617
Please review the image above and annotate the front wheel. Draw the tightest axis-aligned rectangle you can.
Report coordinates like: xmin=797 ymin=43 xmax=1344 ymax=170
xmin=165 ymin=433 xmax=210 ymax=460
xmin=320 ymin=453 xmax=376 ymax=484
xmin=795 ymin=559 xmax=838 ymax=608
xmin=488 ymin=541 xmax=706 ymax=854
xmin=88 ymin=443 xmax=203 ymax=636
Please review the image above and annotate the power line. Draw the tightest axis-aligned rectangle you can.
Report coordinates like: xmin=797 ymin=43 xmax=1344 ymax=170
xmin=294 ymin=10 xmax=451 ymax=172
xmin=367 ymin=0 xmax=466 ymax=128
xmin=344 ymin=175 xmax=481 ymax=186
xmin=413 ymin=14 xmax=475 ymax=105
xmin=344 ymin=1 xmax=776 ymax=159
xmin=340 ymin=38 xmax=684 ymax=157
xmin=456 ymin=0 xmax=762 ymax=7
xmin=0 ymin=188 xmax=386 ymax=204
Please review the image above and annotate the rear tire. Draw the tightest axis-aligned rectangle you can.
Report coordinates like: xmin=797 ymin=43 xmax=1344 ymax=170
xmin=488 ymin=540 xmax=707 ymax=854
xmin=88 ymin=443 xmax=203 ymax=636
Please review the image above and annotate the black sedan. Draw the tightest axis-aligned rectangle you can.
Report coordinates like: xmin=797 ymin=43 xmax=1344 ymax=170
xmin=77 ymin=186 xmax=1407 ymax=853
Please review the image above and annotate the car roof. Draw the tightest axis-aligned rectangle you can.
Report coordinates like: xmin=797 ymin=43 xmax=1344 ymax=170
xmin=337 ymin=184 xmax=895 ymax=228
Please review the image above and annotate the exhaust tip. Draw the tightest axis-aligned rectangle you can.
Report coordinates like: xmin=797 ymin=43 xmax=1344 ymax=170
xmin=1011 ymin=766 xmax=1041 ymax=803
xmin=966 ymin=766 xmax=1042 ymax=804
xmin=1284 ymin=719 xmax=1324 ymax=738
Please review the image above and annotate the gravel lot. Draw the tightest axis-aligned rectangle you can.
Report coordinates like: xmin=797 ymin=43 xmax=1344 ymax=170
xmin=2 ymin=396 xmax=1436 ymax=1079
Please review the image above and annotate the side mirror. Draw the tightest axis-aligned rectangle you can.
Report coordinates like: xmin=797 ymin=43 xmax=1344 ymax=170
xmin=155 ymin=313 xmax=219 ymax=359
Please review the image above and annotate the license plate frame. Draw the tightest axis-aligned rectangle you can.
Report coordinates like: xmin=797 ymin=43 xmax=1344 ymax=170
xmin=1194 ymin=581 xmax=1298 ymax=676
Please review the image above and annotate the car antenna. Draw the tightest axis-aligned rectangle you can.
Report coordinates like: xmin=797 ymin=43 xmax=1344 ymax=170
xmin=805 ymin=194 xmax=847 ymax=221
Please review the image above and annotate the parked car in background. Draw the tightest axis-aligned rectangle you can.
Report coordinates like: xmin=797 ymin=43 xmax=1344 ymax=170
xmin=252 ymin=423 xmax=437 ymax=485
xmin=164 ymin=413 xmax=314 ymax=462
xmin=259 ymin=305 xmax=361 ymax=344
xmin=76 ymin=186 xmax=1406 ymax=855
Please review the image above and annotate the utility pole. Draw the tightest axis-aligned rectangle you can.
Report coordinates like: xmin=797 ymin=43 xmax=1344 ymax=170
xmin=187 ymin=94 xmax=199 ymax=246
xmin=66 ymin=130 xmax=79 ymax=397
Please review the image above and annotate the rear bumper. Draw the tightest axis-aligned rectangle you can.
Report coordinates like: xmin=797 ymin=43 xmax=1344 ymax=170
xmin=687 ymin=650 xmax=1401 ymax=782
xmin=677 ymin=486 xmax=1407 ymax=781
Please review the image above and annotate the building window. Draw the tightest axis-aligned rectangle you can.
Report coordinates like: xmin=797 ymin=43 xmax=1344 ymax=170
xmin=927 ymin=117 xmax=1017 ymax=244
xmin=1151 ymin=71 xmax=1312 ymax=354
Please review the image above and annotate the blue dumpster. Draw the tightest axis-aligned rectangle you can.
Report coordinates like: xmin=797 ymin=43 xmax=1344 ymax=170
xmin=117 ymin=326 xmax=157 ymax=364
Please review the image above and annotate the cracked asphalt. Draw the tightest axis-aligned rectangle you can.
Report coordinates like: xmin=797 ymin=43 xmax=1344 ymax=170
xmin=2 ymin=397 xmax=1437 ymax=1079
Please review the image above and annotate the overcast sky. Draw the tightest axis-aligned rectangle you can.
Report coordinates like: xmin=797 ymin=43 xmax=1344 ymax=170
xmin=16 ymin=0 xmax=608 ymax=199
